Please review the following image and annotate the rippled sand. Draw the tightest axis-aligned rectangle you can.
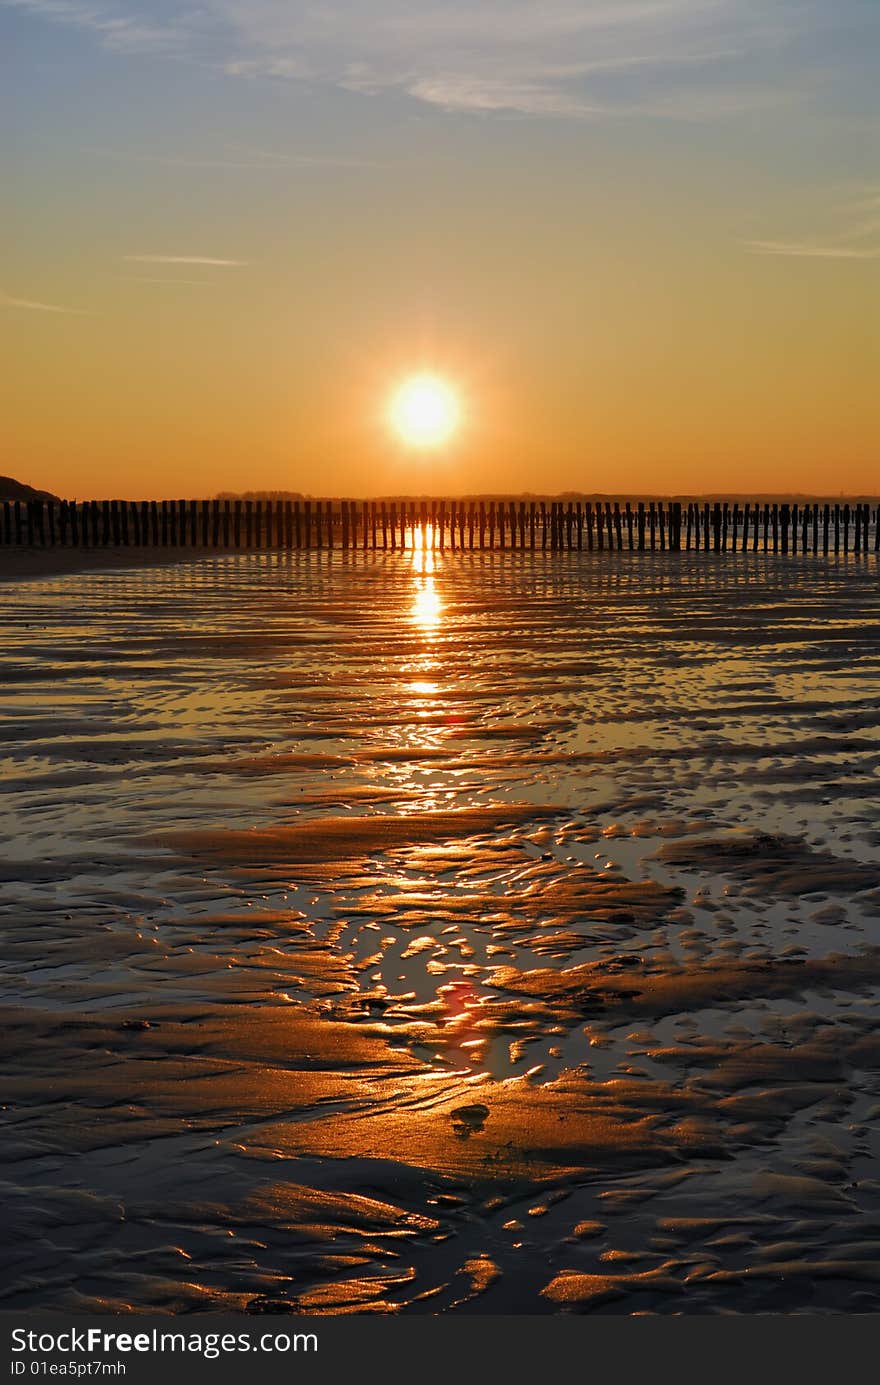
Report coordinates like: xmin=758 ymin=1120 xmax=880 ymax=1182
xmin=2 ymin=549 xmax=879 ymax=1313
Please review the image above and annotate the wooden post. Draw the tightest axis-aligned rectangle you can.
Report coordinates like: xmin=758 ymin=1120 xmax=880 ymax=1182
xmin=625 ymin=502 xmax=634 ymax=550
xmin=636 ymin=502 xmax=645 ymax=551
xmin=843 ymin=503 xmax=850 ymax=553
xmin=780 ymin=503 xmax=790 ymax=555
xmin=671 ymin=501 xmax=682 ymax=552
xmin=741 ymin=503 xmax=749 ymax=552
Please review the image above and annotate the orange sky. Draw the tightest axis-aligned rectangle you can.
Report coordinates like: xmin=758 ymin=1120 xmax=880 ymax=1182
xmin=2 ymin=3 xmax=878 ymax=498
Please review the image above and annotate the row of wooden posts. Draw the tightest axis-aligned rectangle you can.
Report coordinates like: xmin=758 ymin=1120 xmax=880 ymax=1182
xmin=3 ymin=497 xmax=878 ymax=555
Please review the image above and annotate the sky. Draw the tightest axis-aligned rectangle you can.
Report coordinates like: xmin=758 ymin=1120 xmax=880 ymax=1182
xmin=1 ymin=0 xmax=878 ymax=499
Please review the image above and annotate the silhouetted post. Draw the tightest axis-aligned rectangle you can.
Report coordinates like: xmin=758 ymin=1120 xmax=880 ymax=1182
xmin=13 ymin=501 xmax=22 ymax=544
xmin=842 ymin=503 xmax=850 ymax=553
xmin=210 ymin=499 xmax=219 ymax=548
xmin=791 ymin=503 xmax=798 ymax=553
xmin=634 ymin=502 xmax=643 ymax=551
xmin=875 ymin=504 xmax=880 ymax=552
xmin=780 ymin=503 xmax=790 ymax=555
xmin=710 ymin=502 xmax=720 ymax=553
xmin=625 ymin=502 xmax=634 ymax=549
xmin=342 ymin=500 xmax=350 ymax=549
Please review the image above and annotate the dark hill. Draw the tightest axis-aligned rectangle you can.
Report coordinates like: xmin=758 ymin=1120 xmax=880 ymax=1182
xmin=0 ymin=475 xmax=60 ymax=503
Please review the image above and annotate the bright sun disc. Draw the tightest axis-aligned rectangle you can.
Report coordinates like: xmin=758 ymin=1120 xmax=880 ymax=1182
xmin=390 ymin=374 xmax=460 ymax=447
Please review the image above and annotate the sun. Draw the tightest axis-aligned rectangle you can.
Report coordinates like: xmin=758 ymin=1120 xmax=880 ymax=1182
xmin=390 ymin=374 xmax=460 ymax=448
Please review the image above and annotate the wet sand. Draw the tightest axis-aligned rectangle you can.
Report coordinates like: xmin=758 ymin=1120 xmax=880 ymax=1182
xmin=0 ymin=545 xmax=207 ymax=583
xmin=1 ymin=548 xmax=879 ymax=1313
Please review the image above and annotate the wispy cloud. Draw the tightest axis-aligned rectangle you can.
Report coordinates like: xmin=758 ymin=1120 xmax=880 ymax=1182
xmin=3 ymin=0 xmax=834 ymax=122
xmin=3 ymin=0 xmax=181 ymax=53
xmin=122 ymin=254 xmax=246 ymax=266
xmin=745 ymin=188 xmax=880 ymax=261
xmin=745 ymin=239 xmax=880 ymax=260
xmin=0 ymin=290 xmax=92 ymax=314
xmin=77 ymin=143 xmax=379 ymax=170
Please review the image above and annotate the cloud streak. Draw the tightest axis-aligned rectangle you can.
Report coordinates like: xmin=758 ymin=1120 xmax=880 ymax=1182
xmin=122 ymin=254 xmax=245 ymax=265
xmin=0 ymin=291 xmax=92 ymax=314
xmin=745 ymin=239 xmax=880 ymax=260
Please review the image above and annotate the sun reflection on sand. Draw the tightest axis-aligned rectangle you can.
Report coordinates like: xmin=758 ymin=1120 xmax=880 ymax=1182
xmin=410 ymin=524 xmax=443 ymax=633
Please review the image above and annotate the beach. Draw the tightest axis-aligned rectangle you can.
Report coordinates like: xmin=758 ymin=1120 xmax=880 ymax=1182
xmin=2 ymin=548 xmax=879 ymax=1313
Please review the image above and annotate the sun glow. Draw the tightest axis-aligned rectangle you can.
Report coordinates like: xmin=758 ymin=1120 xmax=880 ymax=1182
xmin=390 ymin=374 xmax=460 ymax=448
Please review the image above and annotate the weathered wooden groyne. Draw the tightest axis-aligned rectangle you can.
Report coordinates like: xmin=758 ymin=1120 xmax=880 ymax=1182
xmin=2 ymin=498 xmax=878 ymax=555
